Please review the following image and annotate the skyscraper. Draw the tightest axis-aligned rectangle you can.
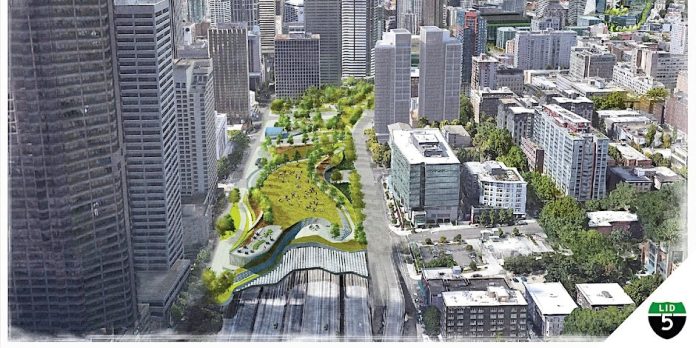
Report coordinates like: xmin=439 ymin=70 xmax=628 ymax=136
xmin=422 ymin=0 xmax=446 ymax=28
xmin=274 ymin=32 xmax=322 ymax=97
xmin=418 ymin=26 xmax=462 ymax=122
xmin=189 ymin=0 xmax=208 ymax=22
xmin=471 ymin=54 xmax=499 ymax=91
xmin=174 ymin=54 xmax=218 ymax=202
xmin=209 ymin=0 xmax=232 ymax=26
xmin=671 ymin=21 xmax=688 ymax=55
xmin=231 ymin=0 xmax=259 ymax=28
xmin=305 ymin=0 xmax=343 ymax=85
xmin=374 ymin=29 xmax=412 ymax=140
xmin=397 ymin=0 xmax=423 ymax=34
xmin=9 ymin=0 xmax=137 ymax=333
xmin=342 ymin=0 xmax=381 ymax=77
xmin=114 ymin=0 xmax=190 ymax=321
xmin=259 ymin=0 xmax=277 ymax=55
xmin=208 ymin=23 xmax=251 ymax=122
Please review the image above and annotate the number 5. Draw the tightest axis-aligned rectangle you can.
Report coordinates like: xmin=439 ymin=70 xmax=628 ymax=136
xmin=661 ymin=315 xmax=673 ymax=331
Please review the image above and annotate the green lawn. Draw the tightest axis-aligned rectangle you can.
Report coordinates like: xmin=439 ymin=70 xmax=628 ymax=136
xmin=230 ymin=203 xmax=241 ymax=229
xmin=260 ymin=161 xmax=342 ymax=229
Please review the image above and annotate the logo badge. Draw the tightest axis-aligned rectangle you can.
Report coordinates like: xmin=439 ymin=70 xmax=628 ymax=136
xmin=648 ymin=302 xmax=686 ymax=339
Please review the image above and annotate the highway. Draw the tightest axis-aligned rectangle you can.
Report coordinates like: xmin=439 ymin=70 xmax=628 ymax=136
xmin=352 ymin=111 xmax=406 ymax=340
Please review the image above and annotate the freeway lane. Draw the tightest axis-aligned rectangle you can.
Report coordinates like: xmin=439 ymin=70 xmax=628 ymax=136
xmin=352 ymin=111 xmax=406 ymax=340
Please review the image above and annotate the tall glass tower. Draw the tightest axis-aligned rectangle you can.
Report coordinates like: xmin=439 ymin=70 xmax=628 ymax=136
xmin=8 ymin=0 xmax=137 ymax=333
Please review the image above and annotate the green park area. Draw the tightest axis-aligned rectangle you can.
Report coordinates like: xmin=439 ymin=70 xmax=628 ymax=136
xmin=204 ymin=79 xmax=372 ymax=304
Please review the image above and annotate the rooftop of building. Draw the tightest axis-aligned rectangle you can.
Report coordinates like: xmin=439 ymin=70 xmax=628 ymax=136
xmin=576 ymin=283 xmax=635 ymax=306
xmin=441 ymin=124 xmax=470 ymax=136
xmin=609 ymin=166 xmax=652 ymax=182
xmin=473 ymin=54 xmax=499 ymax=63
xmin=464 ymin=161 xmax=525 ymax=183
xmin=443 ymin=287 xmax=527 ymax=307
xmin=544 ymin=104 xmax=591 ymax=125
xmin=597 ymin=109 xmax=643 ymax=118
xmin=587 ymin=211 xmax=639 ymax=227
xmin=391 ymin=128 xmax=460 ymax=165
xmin=508 ymin=106 xmax=535 ymax=114
xmin=524 ymin=282 xmax=578 ymax=316
xmin=552 ymin=96 xmax=593 ymax=104
xmin=275 ymin=32 xmax=319 ymax=40
xmin=609 ymin=143 xmax=650 ymax=161
xmin=136 ymin=259 xmax=191 ymax=303
xmin=387 ymin=122 xmax=412 ymax=133
xmin=559 ymin=76 xmax=626 ymax=94
xmin=115 ymin=0 xmax=164 ymax=5
xmin=475 ymin=86 xmax=515 ymax=96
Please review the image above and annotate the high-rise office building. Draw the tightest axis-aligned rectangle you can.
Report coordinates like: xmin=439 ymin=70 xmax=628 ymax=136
xmin=397 ymin=0 xmax=423 ymax=34
xmin=274 ymin=32 xmax=322 ymax=97
xmin=231 ymin=0 xmax=259 ymax=28
xmin=418 ymin=26 xmax=462 ymax=122
xmin=464 ymin=8 xmax=487 ymax=56
xmin=174 ymin=55 xmax=218 ymax=202
xmin=567 ymin=0 xmax=587 ymax=26
xmin=471 ymin=54 xmax=499 ymax=91
xmin=342 ymin=0 xmax=371 ymax=77
xmin=305 ymin=0 xmax=343 ymax=85
xmin=189 ymin=0 xmax=208 ymax=22
xmin=513 ymin=30 xmax=577 ymax=70
xmin=284 ymin=0 xmax=306 ymax=23
xmin=374 ymin=29 xmax=413 ymax=139
xmin=644 ymin=51 xmax=688 ymax=89
xmin=422 ymin=0 xmax=446 ymax=28
xmin=209 ymin=0 xmax=232 ymax=26
xmin=9 ymin=0 xmax=137 ymax=333
xmin=670 ymin=21 xmax=688 ymax=55
xmin=208 ymin=23 xmax=251 ymax=122
xmin=259 ymin=0 xmax=277 ymax=54
xmin=114 ymin=0 xmax=190 ymax=321
xmin=532 ymin=104 xmax=609 ymax=201
xmin=248 ymin=26 xmax=265 ymax=89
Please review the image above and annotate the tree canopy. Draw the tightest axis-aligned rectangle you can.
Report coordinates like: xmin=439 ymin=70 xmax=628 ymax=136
xmin=624 ymin=275 xmax=663 ymax=306
xmin=563 ymin=306 xmax=635 ymax=336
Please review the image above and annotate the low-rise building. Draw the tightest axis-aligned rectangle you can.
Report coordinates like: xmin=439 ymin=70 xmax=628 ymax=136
xmin=390 ymin=128 xmax=461 ymax=226
xmin=496 ymin=65 xmax=525 ymax=95
xmin=555 ymin=75 xmax=625 ymax=98
xmin=419 ymin=268 xmax=509 ymax=310
xmin=442 ymin=125 xmax=472 ymax=148
xmin=524 ymin=282 xmax=578 ymax=337
xmin=461 ymin=161 xmax=527 ymax=219
xmin=442 ymin=286 xmax=528 ymax=339
xmin=641 ymin=239 xmax=685 ymax=279
xmin=607 ymin=166 xmax=654 ymax=192
xmin=498 ymin=105 xmax=535 ymax=145
xmin=586 ymin=211 xmax=642 ymax=238
xmin=575 ymin=283 xmax=635 ymax=310
xmin=608 ymin=143 xmax=653 ymax=167
xmin=612 ymin=63 xmax=665 ymax=95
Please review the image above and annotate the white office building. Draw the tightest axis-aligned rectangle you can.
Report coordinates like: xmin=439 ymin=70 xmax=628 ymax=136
xmin=670 ymin=21 xmax=688 ymax=55
xmin=612 ymin=62 xmax=665 ymax=95
xmin=374 ymin=29 xmax=412 ymax=141
xmin=644 ymin=51 xmax=688 ymax=89
xmin=471 ymin=54 xmax=499 ymax=91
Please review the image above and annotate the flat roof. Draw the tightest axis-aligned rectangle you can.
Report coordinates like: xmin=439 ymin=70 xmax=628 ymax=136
xmin=576 ymin=283 xmax=635 ymax=306
xmin=391 ymin=129 xmax=460 ymax=165
xmin=464 ymin=161 xmax=525 ymax=183
xmin=609 ymin=167 xmax=651 ymax=182
xmin=524 ymin=282 xmax=578 ymax=316
xmin=443 ymin=287 xmax=527 ymax=307
xmin=597 ymin=109 xmax=642 ymax=118
xmin=587 ymin=211 xmax=639 ymax=227
xmin=509 ymin=106 xmax=535 ymax=114
xmin=442 ymin=124 xmax=470 ymax=136
xmin=609 ymin=143 xmax=649 ymax=161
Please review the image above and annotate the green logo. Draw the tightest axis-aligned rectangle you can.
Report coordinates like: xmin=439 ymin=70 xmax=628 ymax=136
xmin=648 ymin=302 xmax=686 ymax=339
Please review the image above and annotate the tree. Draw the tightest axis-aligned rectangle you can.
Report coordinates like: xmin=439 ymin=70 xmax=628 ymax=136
xmin=644 ymin=124 xmax=657 ymax=147
xmin=608 ymin=146 xmax=622 ymax=162
xmin=661 ymin=131 xmax=672 ymax=148
xmin=592 ymin=91 xmax=627 ymax=110
xmin=512 ymin=227 xmax=520 ymax=237
xmin=538 ymin=196 xmax=586 ymax=241
xmin=215 ymin=214 xmax=235 ymax=236
xmin=473 ymin=122 xmax=513 ymax=160
xmin=497 ymin=146 xmax=528 ymax=172
xmin=270 ymin=98 xmax=285 ymax=113
xmin=453 ymin=234 xmax=462 ymax=243
xmin=563 ymin=306 xmax=635 ymax=336
xmin=604 ymin=183 xmax=637 ymax=211
xmin=459 ymin=94 xmax=474 ymax=125
xmin=439 ymin=236 xmax=447 ymax=244
xmin=469 ymin=261 xmax=478 ymax=271
xmin=293 ymin=150 xmax=302 ymax=161
xmin=624 ymin=275 xmax=663 ymax=306
xmin=425 ymin=238 xmax=433 ymax=245
xmin=228 ymin=188 xmax=240 ymax=204
xmin=497 ymin=228 xmax=505 ymax=238
xmin=330 ymin=223 xmax=341 ymax=239
xmin=287 ymin=136 xmax=295 ymax=145
xmin=423 ymin=306 xmax=441 ymax=336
